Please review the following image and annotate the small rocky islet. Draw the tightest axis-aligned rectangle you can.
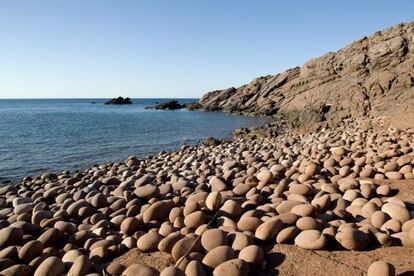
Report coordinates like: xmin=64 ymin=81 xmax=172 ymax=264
xmin=0 ymin=116 xmax=413 ymax=275
xmin=104 ymin=97 xmax=132 ymax=105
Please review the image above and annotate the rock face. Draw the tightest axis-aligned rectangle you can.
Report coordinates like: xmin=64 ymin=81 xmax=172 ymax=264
xmin=199 ymin=21 xmax=414 ymax=127
xmin=104 ymin=97 xmax=132 ymax=105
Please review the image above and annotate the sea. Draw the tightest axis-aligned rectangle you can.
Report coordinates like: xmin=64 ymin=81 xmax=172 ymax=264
xmin=0 ymin=98 xmax=269 ymax=182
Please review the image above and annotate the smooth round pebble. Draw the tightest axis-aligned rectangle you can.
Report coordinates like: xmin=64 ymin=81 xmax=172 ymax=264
xmin=367 ymin=261 xmax=395 ymax=276
xmin=294 ymin=230 xmax=327 ymax=250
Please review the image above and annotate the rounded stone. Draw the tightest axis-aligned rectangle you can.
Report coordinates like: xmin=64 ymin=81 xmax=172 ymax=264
xmin=276 ymin=200 xmax=303 ymax=214
xmin=376 ymin=185 xmax=391 ymax=196
xmin=291 ymin=204 xmax=315 ymax=217
xmin=62 ymin=249 xmax=83 ymax=265
xmin=276 ymin=226 xmax=300 ymax=244
xmin=255 ymin=218 xmax=283 ymax=241
xmin=209 ymin=176 xmax=227 ymax=192
xmin=294 ymin=230 xmax=327 ymax=250
xmin=402 ymin=219 xmax=414 ymax=232
xmin=160 ymin=266 xmax=185 ymax=276
xmin=409 ymin=227 xmax=414 ymax=244
xmin=34 ymin=257 xmax=65 ymax=276
xmin=296 ymin=217 xmax=321 ymax=231
xmin=120 ymin=217 xmax=140 ymax=235
xmin=289 ymin=184 xmax=311 ymax=196
xmin=367 ymin=261 xmax=395 ymax=276
xmin=274 ymin=213 xmax=299 ymax=225
xmin=238 ymin=245 xmax=264 ymax=266
xmin=185 ymin=260 xmax=206 ymax=276
xmin=213 ymin=259 xmax=248 ymax=276
xmin=91 ymin=193 xmax=107 ymax=208
xmin=257 ymin=170 xmax=274 ymax=184
xmin=202 ymin=245 xmax=235 ymax=269
xmin=134 ymin=184 xmax=158 ymax=198
xmin=385 ymin=172 xmax=402 ymax=180
xmin=37 ymin=228 xmax=60 ymax=247
xmin=380 ymin=219 xmax=401 ymax=233
xmin=392 ymin=232 xmax=414 ymax=247
xmin=54 ymin=221 xmax=77 ymax=234
xmin=122 ymin=263 xmax=158 ymax=276
xmin=158 ymin=233 xmax=183 ymax=253
xmin=0 ymin=264 xmax=31 ymax=276
xmin=143 ymin=201 xmax=172 ymax=224
xmin=184 ymin=211 xmax=205 ymax=229
xmin=18 ymin=240 xmax=43 ymax=263
xmin=137 ymin=232 xmax=163 ymax=252
xmin=171 ymin=237 xmax=200 ymax=261
xmin=0 ymin=227 xmax=23 ymax=247
xmin=335 ymin=228 xmax=370 ymax=251
xmin=361 ymin=202 xmax=380 ymax=219
xmin=220 ymin=200 xmax=243 ymax=218
xmin=305 ymin=163 xmax=318 ymax=176
xmin=371 ymin=211 xmax=389 ymax=229
xmin=201 ymin=229 xmax=227 ymax=251
xmin=32 ymin=211 xmax=53 ymax=226
xmin=228 ymin=232 xmax=253 ymax=251
xmin=89 ymin=246 xmax=106 ymax=263
xmin=381 ymin=203 xmax=410 ymax=223
xmin=206 ymin=192 xmax=222 ymax=211
xmin=237 ymin=217 xmax=262 ymax=232
xmin=67 ymin=255 xmax=92 ymax=276
xmin=105 ymin=262 xmax=126 ymax=276
xmin=0 ymin=246 xmax=18 ymax=259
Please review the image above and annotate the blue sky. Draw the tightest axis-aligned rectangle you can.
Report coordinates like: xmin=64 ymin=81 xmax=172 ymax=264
xmin=0 ymin=1 xmax=413 ymax=99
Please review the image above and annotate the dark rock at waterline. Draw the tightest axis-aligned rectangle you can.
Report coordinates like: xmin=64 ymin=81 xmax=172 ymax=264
xmin=145 ymin=100 xmax=201 ymax=110
xmin=104 ymin=97 xmax=132 ymax=105
xmin=233 ymin=119 xmax=285 ymax=140
xmin=203 ymin=137 xmax=222 ymax=147
xmin=147 ymin=100 xmax=182 ymax=110
xmin=185 ymin=102 xmax=202 ymax=111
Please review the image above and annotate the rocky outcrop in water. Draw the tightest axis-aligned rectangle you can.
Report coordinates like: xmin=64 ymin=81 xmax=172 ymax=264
xmin=199 ymin=21 xmax=414 ymax=128
xmin=145 ymin=100 xmax=184 ymax=110
xmin=145 ymin=100 xmax=202 ymax=110
xmin=105 ymin=97 xmax=132 ymax=105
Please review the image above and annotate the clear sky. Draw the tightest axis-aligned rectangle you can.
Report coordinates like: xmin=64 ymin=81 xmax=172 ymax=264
xmin=0 ymin=1 xmax=413 ymax=99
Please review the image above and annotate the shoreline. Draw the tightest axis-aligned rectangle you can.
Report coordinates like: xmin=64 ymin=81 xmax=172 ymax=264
xmin=0 ymin=116 xmax=413 ymax=275
xmin=1 ymin=115 xmax=273 ymax=185
xmin=0 ymin=98 xmax=272 ymax=184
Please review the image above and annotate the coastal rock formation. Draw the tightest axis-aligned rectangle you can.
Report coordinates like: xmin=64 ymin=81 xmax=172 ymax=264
xmin=185 ymin=102 xmax=203 ymax=111
xmin=104 ymin=97 xmax=132 ymax=105
xmin=145 ymin=100 xmax=184 ymax=110
xmin=145 ymin=100 xmax=202 ymax=110
xmin=200 ymin=21 xmax=414 ymax=127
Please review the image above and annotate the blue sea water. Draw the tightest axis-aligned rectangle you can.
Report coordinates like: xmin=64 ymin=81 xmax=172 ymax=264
xmin=0 ymin=99 xmax=269 ymax=182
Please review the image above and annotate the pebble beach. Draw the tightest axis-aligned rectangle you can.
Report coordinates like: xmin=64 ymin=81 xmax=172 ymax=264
xmin=1 ymin=116 xmax=414 ymax=276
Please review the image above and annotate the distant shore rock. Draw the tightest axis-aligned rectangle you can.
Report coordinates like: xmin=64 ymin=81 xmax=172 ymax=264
xmin=145 ymin=100 xmax=201 ymax=110
xmin=104 ymin=97 xmax=132 ymax=105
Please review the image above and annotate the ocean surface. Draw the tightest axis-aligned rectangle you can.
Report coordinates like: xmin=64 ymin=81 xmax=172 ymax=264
xmin=0 ymin=98 xmax=269 ymax=182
